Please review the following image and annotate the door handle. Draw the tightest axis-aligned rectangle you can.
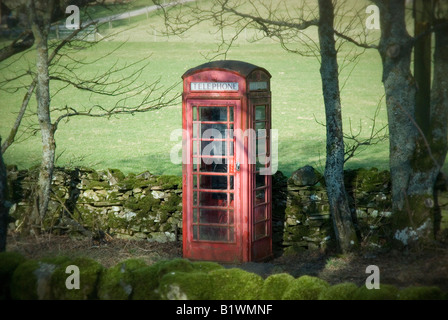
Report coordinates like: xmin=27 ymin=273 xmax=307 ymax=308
xmin=236 ymin=161 xmax=240 ymax=171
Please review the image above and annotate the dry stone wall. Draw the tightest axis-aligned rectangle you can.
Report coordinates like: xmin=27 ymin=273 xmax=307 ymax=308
xmin=282 ymin=167 xmax=395 ymax=253
xmin=6 ymin=165 xmax=448 ymax=252
xmin=7 ymin=166 xmax=183 ymax=243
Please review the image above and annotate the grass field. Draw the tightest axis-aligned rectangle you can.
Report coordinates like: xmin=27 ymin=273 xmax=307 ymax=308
xmin=0 ymin=0 xmax=393 ymax=177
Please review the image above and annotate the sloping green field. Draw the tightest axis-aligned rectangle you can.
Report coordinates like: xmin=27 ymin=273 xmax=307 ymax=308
xmin=0 ymin=0 xmax=392 ymax=176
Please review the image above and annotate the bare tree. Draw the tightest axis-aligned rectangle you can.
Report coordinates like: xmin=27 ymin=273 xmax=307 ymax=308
xmin=0 ymin=0 xmax=180 ymax=236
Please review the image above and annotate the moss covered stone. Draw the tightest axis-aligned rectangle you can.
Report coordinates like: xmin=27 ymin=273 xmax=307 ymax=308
xmin=131 ymin=258 xmax=219 ymax=300
xmin=157 ymin=175 xmax=182 ymax=190
xmin=159 ymin=271 xmax=212 ymax=300
xmin=260 ymin=273 xmax=295 ymax=300
xmin=0 ymin=252 xmax=27 ymax=299
xmin=208 ymin=268 xmax=264 ymax=300
xmin=397 ymin=286 xmax=444 ymax=300
xmin=282 ymin=275 xmax=330 ymax=300
xmin=318 ymin=282 xmax=358 ymax=300
xmin=353 ymin=284 xmax=398 ymax=300
xmin=191 ymin=261 xmax=223 ymax=273
xmin=97 ymin=258 xmax=148 ymax=300
xmin=130 ymin=264 xmax=161 ymax=300
xmin=50 ymin=257 xmax=104 ymax=300
xmin=10 ymin=257 xmax=70 ymax=300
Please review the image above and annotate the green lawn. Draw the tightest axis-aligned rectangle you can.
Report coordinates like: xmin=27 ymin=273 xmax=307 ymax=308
xmin=0 ymin=0 xmax=391 ymax=177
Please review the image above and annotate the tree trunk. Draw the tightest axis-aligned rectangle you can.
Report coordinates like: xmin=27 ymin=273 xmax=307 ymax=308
xmin=375 ymin=0 xmax=447 ymax=245
xmin=0 ymin=138 xmax=9 ymax=252
xmin=430 ymin=14 xmax=448 ymax=238
xmin=27 ymin=0 xmax=55 ymax=233
xmin=318 ymin=0 xmax=358 ymax=253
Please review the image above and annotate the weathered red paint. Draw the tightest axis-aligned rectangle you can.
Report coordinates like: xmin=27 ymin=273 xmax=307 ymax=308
xmin=182 ymin=60 xmax=272 ymax=263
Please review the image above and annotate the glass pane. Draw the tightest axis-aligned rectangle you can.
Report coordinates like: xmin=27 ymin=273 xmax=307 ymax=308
xmin=229 ymin=176 xmax=234 ymax=190
xmin=193 ymin=208 xmax=198 ymax=222
xmin=254 ymin=222 xmax=267 ymax=240
xmin=255 ymin=121 xmax=266 ymax=130
xmin=256 ymin=174 xmax=265 ymax=188
xmin=256 ymin=128 xmax=267 ymax=139
xmin=200 ymin=158 xmax=227 ymax=172
xmin=199 ymin=209 xmax=228 ymax=224
xmin=255 ymin=189 xmax=265 ymax=205
xmin=200 ymin=175 xmax=227 ymax=190
xmin=229 ymin=227 xmax=234 ymax=241
xmin=200 ymin=107 xmax=227 ymax=121
xmin=201 ymin=140 xmax=226 ymax=156
xmin=193 ymin=191 xmax=197 ymax=206
xmin=227 ymin=141 xmax=234 ymax=156
xmin=254 ymin=206 xmax=266 ymax=222
xmin=229 ymin=107 xmax=234 ymax=122
xmin=193 ymin=175 xmax=198 ymax=188
xmin=193 ymin=106 xmax=197 ymax=121
xmin=193 ymin=140 xmax=198 ymax=156
xmin=256 ymin=157 xmax=267 ymax=171
xmin=256 ymin=139 xmax=266 ymax=156
xmin=229 ymin=193 xmax=234 ymax=207
xmin=199 ymin=192 xmax=228 ymax=207
xmin=229 ymin=210 xmax=234 ymax=224
xmin=255 ymin=105 xmax=266 ymax=120
xmin=199 ymin=226 xmax=228 ymax=241
xmin=193 ymin=225 xmax=198 ymax=240
xmin=193 ymin=123 xmax=198 ymax=138
xmin=201 ymin=123 xmax=227 ymax=138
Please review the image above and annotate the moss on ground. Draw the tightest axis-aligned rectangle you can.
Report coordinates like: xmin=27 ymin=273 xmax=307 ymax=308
xmin=130 ymin=264 xmax=161 ymax=300
xmin=191 ymin=261 xmax=223 ymax=273
xmin=10 ymin=256 xmax=70 ymax=300
xmin=97 ymin=258 xmax=148 ymax=300
xmin=208 ymin=268 xmax=264 ymax=300
xmin=397 ymin=286 xmax=444 ymax=300
xmin=353 ymin=284 xmax=399 ymax=300
xmin=159 ymin=271 xmax=212 ymax=300
xmin=282 ymin=275 xmax=330 ymax=300
xmin=0 ymin=252 xmax=27 ymax=299
xmin=318 ymin=282 xmax=359 ymax=300
xmin=260 ymin=273 xmax=295 ymax=300
xmin=50 ymin=257 xmax=104 ymax=300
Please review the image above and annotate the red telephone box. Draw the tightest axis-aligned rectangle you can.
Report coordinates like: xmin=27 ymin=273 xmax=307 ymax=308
xmin=181 ymin=60 xmax=273 ymax=263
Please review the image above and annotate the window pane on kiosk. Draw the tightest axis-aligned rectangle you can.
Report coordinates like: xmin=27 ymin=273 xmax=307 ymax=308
xmin=198 ymin=226 xmax=228 ymax=241
xmin=200 ymin=158 xmax=227 ymax=172
xmin=256 ymin=173 xmax=265 ymax=188
xmin=255 ymin=189 xmax=266 ymax=205
xmin=201 ymin=123 xmax=227 ymax=138
xmin=255 ymin=105 xmax=266 ymax=120
xmin=254 ymin=222 xmax=267 ymax=240
xmin=254 ymin=205 xmax=266 ymax=222
xmin=201 ymin=140 xmax=226 ymax=156
xmin=199 ymin=192 xmax=228 ymax=207
xmin=199 ymin=209 xmax=228 ymax=224
xmin=200 ymin=107 xmax=227 ymax=121
xmin=200 ymin=175 xmax=227 ymax=190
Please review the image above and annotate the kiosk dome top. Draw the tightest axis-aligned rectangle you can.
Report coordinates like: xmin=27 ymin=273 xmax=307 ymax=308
xmin=182 ymin=60 xmax=271 ymax=79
